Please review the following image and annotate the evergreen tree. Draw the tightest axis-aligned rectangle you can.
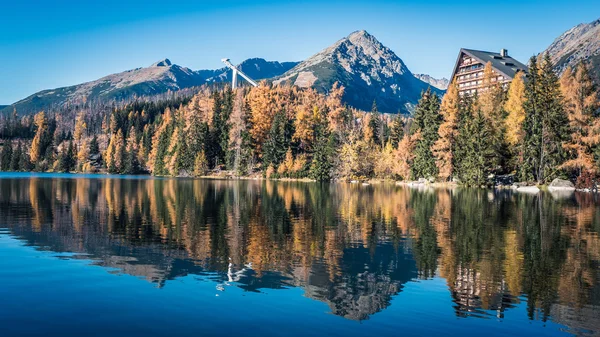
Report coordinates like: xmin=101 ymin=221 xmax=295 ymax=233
xmin=520 ymin=55 xmax=569 ymax=183
xmin=10 ymin=142 xmax=22 ymax=171
xmin=89 ymin=134 xmax=99 ymax=155
xmin=368 ymin=100 xmax=384 ymax=148
xmin=193 ymin=150 xmax=208 ymax=177
xmin=411 ymin=88 xmax=442 ymax=179
xmin=456 ymin=107 xmax=495 ymax=186
xmin=310 ymin=125 xmax=335 ymax=181
xmin=389 ymin=114 xmax=405 ymax=149
xmin=263 ymin=111 xmax=289 ymax=169
xmin=1 ymin=142 xmax=13 ymax=171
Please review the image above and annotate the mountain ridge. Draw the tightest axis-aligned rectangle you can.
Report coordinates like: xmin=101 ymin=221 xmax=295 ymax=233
xmin=1 ymin=58 xmax=298 ymax=115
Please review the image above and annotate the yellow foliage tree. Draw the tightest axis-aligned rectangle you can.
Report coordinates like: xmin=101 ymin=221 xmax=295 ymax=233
xmin=504 ymin=71 xmax=526 ymax=147
xmin=30 ymin=111 xmax=49 ymax=163
xmin=431 ymin=80 xmax=459 ymax=181
xmin=560 ymin=64 xmax=600 ymax=177
xmin=396 ymin=133 xmax=419 ymax=181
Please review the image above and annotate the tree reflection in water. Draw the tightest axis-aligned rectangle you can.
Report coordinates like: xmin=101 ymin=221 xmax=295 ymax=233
xmin=0 ymin=177 xmax=598 ymax=329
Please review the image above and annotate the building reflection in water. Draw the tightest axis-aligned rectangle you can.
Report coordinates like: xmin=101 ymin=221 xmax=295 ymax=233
xmin=0 ymin=177 xmax=599 ymax=328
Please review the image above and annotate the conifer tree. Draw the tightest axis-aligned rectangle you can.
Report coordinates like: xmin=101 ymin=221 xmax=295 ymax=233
xmin=310 ymin=125 xmax=335 ymax=181
xmin=89 ymin=134 xmax=99 ymax=155
xmin=410 ymin=88 xmax=441 ymax=179
xmin=193 ymin=150 xmax=208 ymax=177
xmin=369 ymin=101 xmax=384 ymax=148
xmin=1 ymin=142 xmax=13 ymax=171
xmin=263 ymin=111 xmax=288 ymax=169
xmin=30 ymin=111 xmax=51 ymax=164
xmin=431 ymin=80 xmax=460 ymax=181
xmin=559 ymin=63 xmax=600 ymax=182
xmin=389 ymin=114 xmax=405 ymax=149
xmin=456 ymin=107 xmax=495 ymax=186
xmin=123 ymin=127 xmax=140 ymax=174
xmin=10 ymin=142 xmax=22 ymax=171
xmin=504 ymin=71 xmax=527 ymax=147
xmin=520 ymin=55 xmax=569 ymax=183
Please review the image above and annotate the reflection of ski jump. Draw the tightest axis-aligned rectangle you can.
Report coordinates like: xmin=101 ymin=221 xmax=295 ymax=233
xmin=216 ymin=258 xmax=253 ymax=293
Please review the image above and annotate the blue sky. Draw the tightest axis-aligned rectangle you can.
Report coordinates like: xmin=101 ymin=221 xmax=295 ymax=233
xmin=1 ymin=0 xmax=598 ymax=104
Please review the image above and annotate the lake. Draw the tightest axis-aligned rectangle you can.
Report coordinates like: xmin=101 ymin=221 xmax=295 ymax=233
xmin=0 ymin=173 xmax=599 ymax=336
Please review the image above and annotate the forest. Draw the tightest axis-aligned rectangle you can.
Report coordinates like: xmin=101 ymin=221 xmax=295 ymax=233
xmin=0 ymin=54 xmax=598 ymax=187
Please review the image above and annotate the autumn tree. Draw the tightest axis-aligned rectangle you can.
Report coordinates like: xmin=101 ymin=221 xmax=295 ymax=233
xmin=431 ymin=80 xmax=459 ymax=181
xmin=559 ymin=63 xmax=600 ymax=183
xmin=30 ymin=111 xmax=53 ymax=165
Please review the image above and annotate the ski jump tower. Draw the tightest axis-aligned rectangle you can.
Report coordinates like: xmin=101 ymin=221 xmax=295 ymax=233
xmin=221 ymin=58 xmax=258 ymax=89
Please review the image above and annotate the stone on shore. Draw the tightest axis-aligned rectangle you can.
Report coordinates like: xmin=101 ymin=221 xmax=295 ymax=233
xmin=548 ymin=178 xmax=575 ymax=191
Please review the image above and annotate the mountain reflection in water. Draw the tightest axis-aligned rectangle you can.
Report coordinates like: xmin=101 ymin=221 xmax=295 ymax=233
xmin=0 ymin=175 xmax=599 ymax=335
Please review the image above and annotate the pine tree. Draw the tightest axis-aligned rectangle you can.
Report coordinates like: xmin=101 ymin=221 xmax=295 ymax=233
xmin=10 ymin=142 xmax=22 ymax=171
xmin=411 ymin=88 xmax=442 ymax=179
xmin=369 ymin=101 xmax=384 ymax=148
xmin=520 ymin=55 xmax=569 ymax=183
xmin=389 ymin=114 xmax=405 ymax=149
xmin=310 ymin=125 xmax=335 ymax=181
xmin=263 ymin=111 xmax=288 ymax=169
xmin=89 ymin=134 xmax=99 ymax=155
xmin=123 ymin=127 xmax=140 ymax=174
xmin=1 ymin=142 xmax=13 ymax=171
xmin=193 ymin=150 xmax=208 ymax=177
xmin=431 ymin=80 xmax=460 ymax=181
xmin=456 ymin=107 xmax=495 ymax=186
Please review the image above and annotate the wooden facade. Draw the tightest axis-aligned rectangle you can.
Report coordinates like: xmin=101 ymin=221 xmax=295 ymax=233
xmin=450 ymin=49 xmax=528 ymax=95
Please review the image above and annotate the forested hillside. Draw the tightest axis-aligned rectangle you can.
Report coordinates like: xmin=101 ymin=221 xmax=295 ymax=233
xmin=0 ymin=55 xmax=598 ymax=187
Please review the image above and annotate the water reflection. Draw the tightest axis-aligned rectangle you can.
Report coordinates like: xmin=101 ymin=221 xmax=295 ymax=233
xmin=0 ymin=176 xmax=599 ymax=331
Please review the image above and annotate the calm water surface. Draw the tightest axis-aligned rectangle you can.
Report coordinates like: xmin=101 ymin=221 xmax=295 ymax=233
xmin=0 ymin=173 xmax=599 ymax=336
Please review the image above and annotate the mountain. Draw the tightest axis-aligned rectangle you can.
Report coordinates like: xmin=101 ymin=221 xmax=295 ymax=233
xmin=2 ymin=59 xmax=204 ymax=115
xmin=413 ymin=74 xmax=449 ymax=90
xmin=2 ymin=58 xmax=297 ymax=115
xmin=198 ymin=58 xmax=299 ymax=84
xmin=274 ymin=30 xmax=442 ymax=113
xmin=544 ymin=18 xmax=600 ymax=83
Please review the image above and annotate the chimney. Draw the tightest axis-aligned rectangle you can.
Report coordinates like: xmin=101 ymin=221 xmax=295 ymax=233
xmin=500 ymin=49 xmax=508 ymax=57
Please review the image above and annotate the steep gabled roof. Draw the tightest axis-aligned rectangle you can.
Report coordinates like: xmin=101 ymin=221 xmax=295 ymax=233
xmin=451 ymin=48 xmax=528 ymax=80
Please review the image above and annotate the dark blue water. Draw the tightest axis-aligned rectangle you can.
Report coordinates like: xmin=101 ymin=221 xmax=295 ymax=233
xmin=0 ymin=173 xmax=598 ymax=336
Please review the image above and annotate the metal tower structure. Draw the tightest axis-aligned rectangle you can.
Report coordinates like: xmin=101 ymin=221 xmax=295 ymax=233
xmin=221 ymin=58 xmax=258 ymax=89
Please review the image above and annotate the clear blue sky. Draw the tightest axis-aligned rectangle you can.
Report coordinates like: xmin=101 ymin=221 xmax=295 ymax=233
xmin=1 ymin=0 xmax=598 ymax=104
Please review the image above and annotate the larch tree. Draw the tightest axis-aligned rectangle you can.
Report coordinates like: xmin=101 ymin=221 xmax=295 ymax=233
xmin=559 ymin=63 xmax=600 ymax=182
xmin=30 ymin=111 xmax=51 ymax=163
xmin=478 ymin=62 xmax=507 ymax=172
xmin=73 ymin=112 xmax=87 ymax=144
xmin=504 ymin=71 xmax=527 ymax=147
xmin=431 ymin=80 xmax=460 ymax=181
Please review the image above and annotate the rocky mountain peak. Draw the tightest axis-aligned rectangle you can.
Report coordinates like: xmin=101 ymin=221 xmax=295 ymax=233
xmin=275 ymin=30 xmax=440 ymax=113
xmin=152 ymin=59 xmax=172 ymax=67
xmin=542 ymin=17 xmax=600 ymax=85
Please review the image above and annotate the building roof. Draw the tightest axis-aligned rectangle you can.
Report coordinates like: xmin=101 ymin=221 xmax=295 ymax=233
xmin=451 ymin=48 xmax=529 ymax=81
